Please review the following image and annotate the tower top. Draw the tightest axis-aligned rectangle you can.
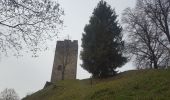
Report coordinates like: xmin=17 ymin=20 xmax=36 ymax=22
xmin=57 ymin=39 xmax=78 ymax=44
xmin=56 ymin=40 xmax=78 ymax=48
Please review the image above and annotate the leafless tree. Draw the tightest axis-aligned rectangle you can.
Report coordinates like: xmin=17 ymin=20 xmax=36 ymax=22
xmin=0 ymin=88 xmax=20 ymax=100
xmin=138 ymin=0 xmax=170 ymax=49
xmin=0 ymin=0 xmax=64 ymax=56
xmin=122 ymin=7 xmax=169 ymax=69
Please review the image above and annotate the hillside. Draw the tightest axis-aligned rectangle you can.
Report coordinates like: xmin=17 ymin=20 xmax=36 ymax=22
xmin=23 ymin=69 xmax=170 ymax=100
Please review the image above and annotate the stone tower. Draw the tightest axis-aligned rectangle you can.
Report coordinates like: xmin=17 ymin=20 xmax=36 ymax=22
xmin=51 ymin=40 xmax=78 ymax=83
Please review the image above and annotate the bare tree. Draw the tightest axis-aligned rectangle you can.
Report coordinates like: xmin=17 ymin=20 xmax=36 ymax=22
xmin=138 ymin=0 xmax=170 ymax=48
xmin=0 ymin=88 xmax=20 ymax=100
xmin=0 ymin=0 xmax=64 ymax=56
xmin=122 ymin=7 xmax=169 ymax=69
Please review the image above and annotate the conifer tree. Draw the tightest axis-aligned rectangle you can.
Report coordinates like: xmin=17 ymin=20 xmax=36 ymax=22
xmin=81 ymin=0 xmax=127 ymax=78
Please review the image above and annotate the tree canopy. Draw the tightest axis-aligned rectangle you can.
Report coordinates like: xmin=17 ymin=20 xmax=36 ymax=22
xmin=0 ymin=88 xmax=20 ymax=100
xmin=81 ymin=0 xmax=127 ymax=78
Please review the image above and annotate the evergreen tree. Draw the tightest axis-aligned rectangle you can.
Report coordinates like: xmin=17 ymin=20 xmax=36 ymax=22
xmin=81 ymin=0 xmax=127 ymax=78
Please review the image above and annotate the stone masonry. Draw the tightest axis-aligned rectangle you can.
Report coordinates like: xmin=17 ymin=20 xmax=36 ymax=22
xmin=50 ymin=40 xmax=78 ymax=83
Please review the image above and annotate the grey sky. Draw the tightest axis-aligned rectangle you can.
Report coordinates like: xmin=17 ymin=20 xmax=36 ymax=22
xmin=0 ymin=0 xmax=136 ymax=98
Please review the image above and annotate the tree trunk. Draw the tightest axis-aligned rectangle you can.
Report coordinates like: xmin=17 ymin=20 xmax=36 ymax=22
xmin=153 ymin=60 xmax=158 ymax=69
xmin=90 ymin=76 xmax=93 ymax=87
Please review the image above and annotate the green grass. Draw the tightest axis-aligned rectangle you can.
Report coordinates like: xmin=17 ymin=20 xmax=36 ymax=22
xmin=22 ymin=69 xmax=170 ymax=100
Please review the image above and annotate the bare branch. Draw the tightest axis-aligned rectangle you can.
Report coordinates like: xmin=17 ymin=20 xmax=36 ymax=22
xmin=0 ymin=0 xmax=64 ymax=56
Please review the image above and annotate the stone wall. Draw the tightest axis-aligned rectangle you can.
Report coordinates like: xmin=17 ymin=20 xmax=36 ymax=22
xmin=51 ymin=40 xmax=78 ymax=83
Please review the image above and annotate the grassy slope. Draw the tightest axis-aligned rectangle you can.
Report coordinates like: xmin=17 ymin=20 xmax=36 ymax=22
xmin=23 ymin=69 xmax=170 ymax=100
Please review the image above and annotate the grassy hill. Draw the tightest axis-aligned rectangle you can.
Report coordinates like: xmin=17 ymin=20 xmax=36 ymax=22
xmin=22 ymin=69 xmax=170 ymax=100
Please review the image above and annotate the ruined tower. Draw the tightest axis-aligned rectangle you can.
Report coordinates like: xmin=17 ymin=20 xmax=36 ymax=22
xmin=51 ymin=40 xmax=78 ymax=83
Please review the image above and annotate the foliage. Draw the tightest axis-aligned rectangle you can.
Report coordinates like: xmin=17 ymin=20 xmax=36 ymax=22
xmin=81 ymin=0 xmax=127 ymax=78
xmin=22 ymin=69 xmax=170 ymax=100
xmin=0 ymin=88 xmax=20 ymax=100
xmin=0 ymin=0 xmax=64 ymax=56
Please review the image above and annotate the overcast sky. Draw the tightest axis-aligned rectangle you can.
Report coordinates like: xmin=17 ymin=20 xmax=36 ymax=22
xmin=0 ymin=0 xmax=136 ymax=98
